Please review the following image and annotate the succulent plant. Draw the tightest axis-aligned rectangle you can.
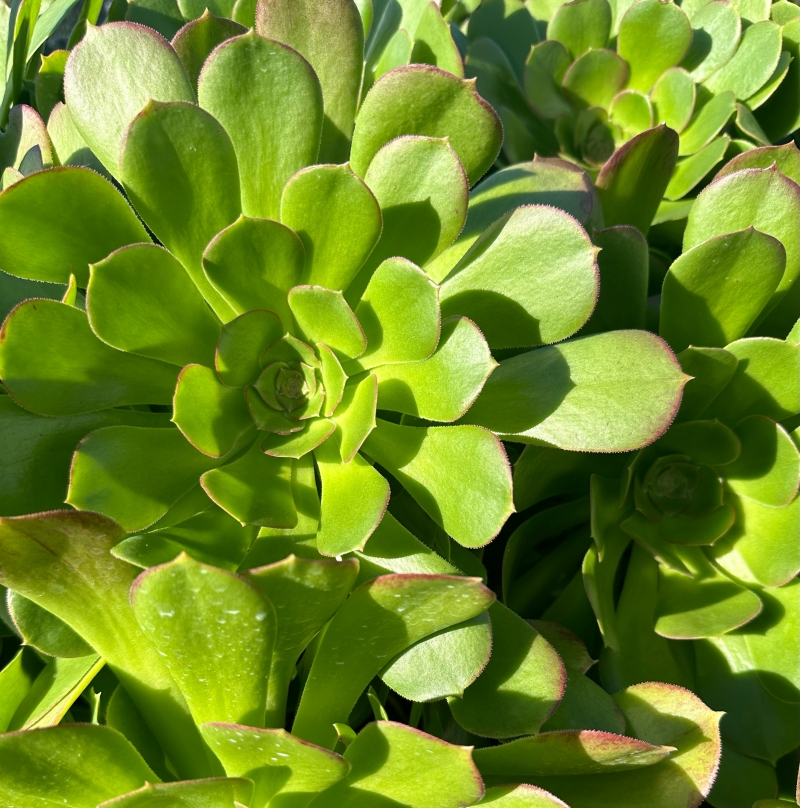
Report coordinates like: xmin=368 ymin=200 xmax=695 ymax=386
xmin=506 ymin=150 xmax=800 ymax=806
xmin=457 ymin=0 xmax=800 ymax=214
xmin=0 ymin=509 xmax=723 ymax=807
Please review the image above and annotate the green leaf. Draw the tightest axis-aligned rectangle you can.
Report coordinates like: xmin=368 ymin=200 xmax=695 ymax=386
xmin=478 ymin=785 xmax=570 ymax=807
xmin=329 ymin=374 xmax=377 ymax=462
xmin=373 ymin=316 xmax=496 ymax=422
xmin=125 ymin=0 xmax=185 ymax=40
xmin=173 ymin=364 xmax=254 ymax=457
xmin=307 ymin=721 xmax=484 ymax=807
xmin=0 ymin=725 xmax=158 ymax=807
xmin=0 ymin=104 xmax=52 ymax=172
xmin=715 ymin=142 xmax=800 ymax=185
xmin=289 ymin=286 xmax=366 ymax=359
xmin=8 ymin=592 xmax=94 ymax=657
xmin=292 ymin=573 xmax=493 ymax=748
xmin=675 ymin=346 xmax=738 ymax=422
xmin=755 ymin=18 xmax=800 ymax=141
xmin=201 ymin=723 xmax=350 ymax=805
xmin=318 ymin=343 xmax=348 ymax=417
xmin=381 ymin=613 xmax=491 ymax=701
xmin=352 ymin=257 xmax=440 ymax=369
xmin=68 ymin=426 xmax=222 ymax=531
xmin=201 ymin=443 xmax=297 ymax=528
xmin=664 ymin=135 xmax=729 ymax=200
xmin=618 ymin=0 xmax=691 ymax=93
xmin=411 ymin=1 xmax=464 ymax=76
xmin=465 ymin=330 xmax=688 ymax=452
xmin=171 ymin=12 xmax=247 ymax=87
xmin=725 ymin=416 xmax=800 ymax=506
xmin=0 ymin=650 xmax=39 ymax=732
xmin=427 ymin=156 xmax=602 ymax=283
xmin=704 ymin=337 xmax=800 ymax=424
xmin=261 ymin=418 xmax=336 ymax=460
xmin=450 ymin=602 xmax=565 ymax=737
xmin=706 ymin=20 xmax=782 ymax=99
xmin=64 ymin=22 xmax=194 ymax=176
xmin=579 ymin=226 xmax=648 ymax=334
xmin=100 ymin=779 xmax=254 ymax=808
xmin=215 ymin=309 xmax=284 ymax=388
xmin=131 ymin=554 xmax=275 ymax=726
xmin=682 ymin=0 xmax=741 ymax=82
xmin=281 ymin=164 xmax=382 ymax=292
xmin=561 ymin=48 xmax=629 ymax=109
xmin=661 ymin=228 xmax=786 ymax=351
xmin=88 ymin=243 xmax=221 ymax=368
xmin=203 ymin=217 xmax=304 ymax=330
xmin=9 ymin=654 xmax=104 ymax=731
xmin=547 ymin=0 xmax=611 ymax=58
xmin=363 ymin=419 xmax=514 ymax=547
xmin=46 ymin=103 xmax=108 ymax=176
xmin=0 ymin=512 xmax=211 ymax=778
xmin=349 ymin=136 xmax=468 ymax=301
xmin=0 ymin=396 xmax=170 ymax=516
xmin=440 ymin=204 xmax=598 ymax=349
xmin=609 ymin=90 xmax=653 ymax=138
xmin=707 ymin=744 xmax=779 ymax=808
xmin=651 ymin=68 xmax=695 ymax=133
xmin=351 ymin=64 xmax=502 ymax=186
xmin=246 ymin=555 xmax=357 ymax=727
xmin=119 ymin=100 xmax=240 ymax=320
xmin=596 ymin=125 xmax=680 ymax=234
xmin=0 ymin=167 xmax=147 ymax=285
xmin=524 ymin=40 xmax=573 ymax=119
xmin=255 ymin=0 xmax=363 ymax=163
xmin=679 ymin=90 xmax=736 ymax=156
xmin=314 ymin=436 xmax=390 ymax=556
xmin=198 ymin=30 xmax=323 ymax=220
xmin=0 ymin=300 xmax=178 ymax=416
xmin=683 ymin=167 xmax=800 ymax=310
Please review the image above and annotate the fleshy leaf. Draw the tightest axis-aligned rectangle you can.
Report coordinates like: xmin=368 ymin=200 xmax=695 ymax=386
xmin=198 ymin=30 xmax=323 ymax=219
xmin=281 ymin=164 xmax=382 ymax=292
xmin=88 ymin=243 xmax=221 ymax=367
xmin=352 ymin=257 xmax=440 ymax=370
xmin=255 ymin=0 xmax=363 ymax=163
xmin=561 ymin=49 xmax=628 ymax=110
xmin=675 ymin=346 xmax=738 ymax=422
xmin=0 ymin=396 xmax=170 ymax=516
xmin=651 ymin=68 xmax=695 ymax=132
xmin=373 ymin=316 xmax=495 ymax=422
xmin=704 ymin=338 xmax=800 ymax=424
xmin=288 ymin=286 xmax=366 ymax=359
xmin=314 ymin=436 xmax=390 ymax=556
xmin=547 ymin=0 xmax=611 ymax=58
xmin=119 ymin=100 xmax=240 ymax=319
xmin=596 ymin=125 xmax=680 ymax=234
xmin=98 ymin=779 xmax=253 ymax=808
xmin=201 ymin=443 xmax=297 ymax=528
xmin=465 ymin=330 xmax=688 ymax=452
xmin=679 ymin=90 xmax=736 ymax=156
xmin=411 ymin=1 xmax=464 ymax=76
xmin=318 ymin=343 xmax=347 ymax=417
xmin=714 ymin=142 xmax=800 ymax=185
xmin=617 ymin=0 xmax=692 ymax=93
xmin=216 ymin=310 xmax=285 ymax=388
xmin=0 ymin=300 xmax=179 ymax=416
xmin=351 ymin=64 xmax=502 ymax=186
xmin=0 ymin=512 xmax=210 ymax=778
xmin=246 ymin=555 xmax=358 ymax=727
xmin=450 ymin=602 xmax=565 ymax=737
xmin=292 ymin=573 xmax=494 ymax=748
xmin=665 ymin=135 xmax=729 ymax=200
xmin=0 ymin=104 xmax=53 ymax=171
xmin=307 ymin=721 xmax=484 ymax=807
xmin=724 ymin=415 xmax=800 ymax=507
xmin=0 ymin=725 xmax=158 ymax=806
xmin=349 ymin=136 xmax=468 ymax=301
xmin=661 ymin=228 xmax=786 ymax=351
xmin=380 ymin=612 xmax=491 ymax=701
xmin=683 ymin=167 xmax=800 ymax=310
xmin=0 ymin=167 xmax=148 ymax=285
xmin=131 ymin=554 xmax=276 ymax=726
xmin=478 ymin=785 xmax=569 ymax=807
xmin=705 ymin=20 xmax=782 ymax=99
xmin=440 ymin=204 xmax=599 ymax=348
xmin=330 ymin=374 xmax=378 ymax=462
xmin=68 ymin=426 xmax=222 ymax=531
xmin=8 ymin=592 xmax=94 ymax=658
xmin=524 ymin=40 xmax=574 ymax=120
xmin=203 ymin=216 xmax=304 ymax=328
xmin=64 ymin=22 xmax=195 ymax=175
xmin=173 ymin=364 xmax=254 ymax=457
xmin=363 ymin=419 xmax=513 ymax=547
xmin=171 ymin=13 xmax=247 ymax=87
xmin=260 ymin=416 xmax=335 ymax=460
xmin=682 ymin=0 xmax=741 ymax=82
xmin=201 ymin=723 xmax=350 ymax=803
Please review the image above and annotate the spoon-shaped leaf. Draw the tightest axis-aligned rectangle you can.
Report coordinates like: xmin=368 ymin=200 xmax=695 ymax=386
xmin=682 ymin=0 xmax=741 ymax=82
xmin=292 ymin=574 xmax=494 ymax=748
xmin=8 ymin=591 xmax=94 ymax=657
xmin=171 ymin=12 xmax=246 ymax=87
xmin=198 ymin=31 xmax=323 ymax=220
xmin=363 ymin=419 xmax=513 ymax=547
xmin=477 ymin=785 xmax=569 ymax=807
xmin=548 ymin=0 xmax=611 ymax=58
xmin=0 ymin=167 xmax=148 ymax=285
xmin=289 ymin=286 xmax=366 ymax=359
xmin=99 ymin=779 xmax=254 ymax=808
